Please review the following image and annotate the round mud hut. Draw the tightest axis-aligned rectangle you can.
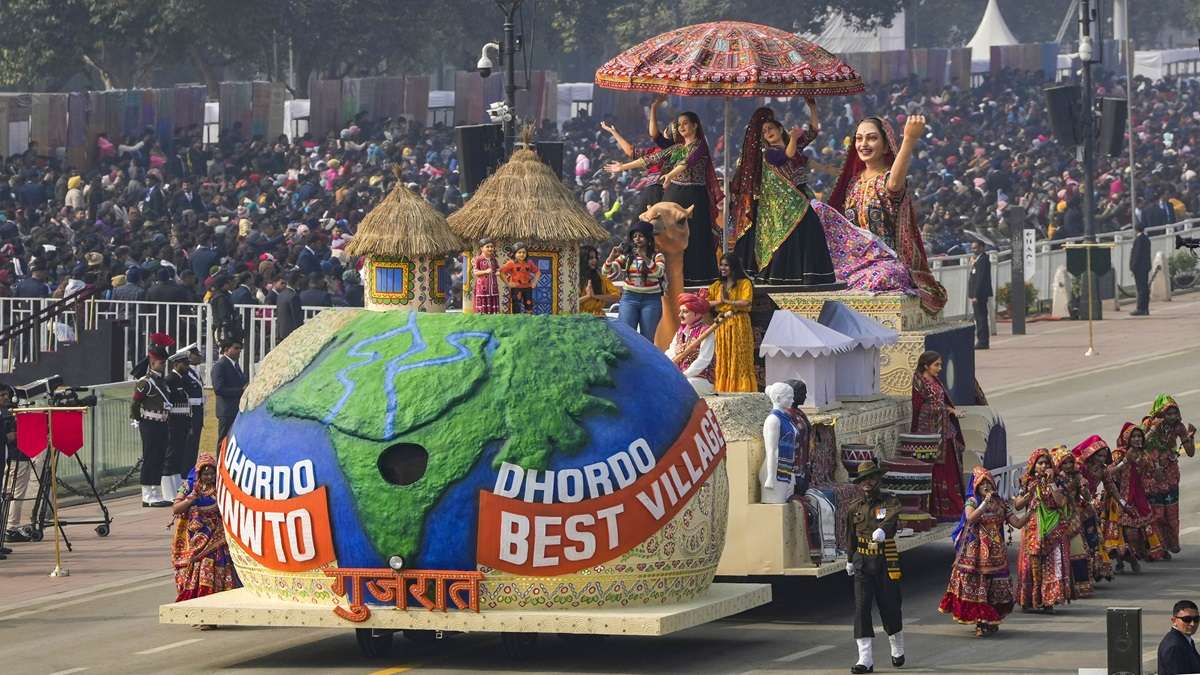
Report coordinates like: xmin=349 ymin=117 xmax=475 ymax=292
xmin=447 ymin=147 xmax=609 ymax=314
xmin=346 ymin=180 xmax=465 ymax=312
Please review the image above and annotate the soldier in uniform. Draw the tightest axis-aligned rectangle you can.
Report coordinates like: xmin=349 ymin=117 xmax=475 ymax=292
xmin=846 ymin=460 xmax=905 ymax=673
xmin=179 ymin=344 xmax=206 ymax=479
xmin=131 ymin=342 xmax=174 ymax=507
xmin=164 ymin=350 xmax=195 ymax=500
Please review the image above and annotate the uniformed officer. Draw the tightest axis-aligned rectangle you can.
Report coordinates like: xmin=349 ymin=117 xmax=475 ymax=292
xmin=131 ymin=342 xmax=174 ymax=507
xmin=164 ymin=350 xmax=194 ymax=500
xmin=846 ymin=460 xmax=905 ymax=673
xmin=178 ymin=344 xmax=206 ymax=479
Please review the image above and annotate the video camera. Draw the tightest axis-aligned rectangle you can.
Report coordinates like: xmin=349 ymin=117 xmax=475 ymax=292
xmin=14 ymin=375 xmax=98 ymax=408
xmin=1176 ymin=235 xmax=1200 ymax=250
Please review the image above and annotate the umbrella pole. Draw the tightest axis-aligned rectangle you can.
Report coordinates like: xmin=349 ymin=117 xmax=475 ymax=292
xmin=722 ymin=96 xmax=731 ymax=256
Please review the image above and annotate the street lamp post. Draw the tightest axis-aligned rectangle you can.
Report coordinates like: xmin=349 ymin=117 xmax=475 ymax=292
xmin=500 ymin=0 xmax=521 ymax=153
xmin=1079 ymin=0 xmax=1097 ymax=243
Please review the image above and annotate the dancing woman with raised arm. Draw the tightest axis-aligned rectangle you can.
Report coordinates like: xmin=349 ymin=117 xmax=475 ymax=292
xmin=829 ymin=116 xmax=947 ymax=314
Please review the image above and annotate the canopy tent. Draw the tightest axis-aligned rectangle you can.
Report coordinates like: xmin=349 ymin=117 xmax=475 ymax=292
xmin=967 ymin=0 xmax=1020 ymax=66
xmin=760 ymin=311 xmax=855 ymax=409
xmin=816 ymin=301 xmax=898 ymax=399
xmin=800 ymin=9 xmax=906 ymax=55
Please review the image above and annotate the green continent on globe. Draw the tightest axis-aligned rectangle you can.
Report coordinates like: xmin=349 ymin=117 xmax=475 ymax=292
xmin=266 ymin=311 xmax=627 ymax=562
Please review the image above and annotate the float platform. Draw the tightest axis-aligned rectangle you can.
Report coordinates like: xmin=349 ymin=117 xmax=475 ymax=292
xmin=160 ymin=582 xmax=772 ymax=637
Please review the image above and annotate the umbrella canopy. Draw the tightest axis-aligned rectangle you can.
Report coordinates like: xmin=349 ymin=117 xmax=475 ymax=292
xmin=595 ymin=21 xmax=864 ymax=98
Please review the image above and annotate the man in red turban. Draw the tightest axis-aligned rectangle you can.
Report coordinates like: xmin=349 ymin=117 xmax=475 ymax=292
xmin=664 ymin=292 xmax=715 ymax=395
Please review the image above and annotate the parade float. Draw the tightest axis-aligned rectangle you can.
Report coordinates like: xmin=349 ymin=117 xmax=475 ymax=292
xmin=160 ymin=146 xmax=770 ymax=659
xmin=161 ymin=20 xmax=1009 ymax=654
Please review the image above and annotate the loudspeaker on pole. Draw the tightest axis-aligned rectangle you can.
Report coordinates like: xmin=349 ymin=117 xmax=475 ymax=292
xmin=1044 ymin=84 xmax=1082 ymax=146
xmin=1099 ymin=97 xmax=1128 ymax=157
xmin=455 ymin=124 xmax=505 ymax=195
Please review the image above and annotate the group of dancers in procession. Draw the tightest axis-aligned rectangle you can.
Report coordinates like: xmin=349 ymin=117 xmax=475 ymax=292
xmin=938 ymin=396 xmax=1196 ymax=637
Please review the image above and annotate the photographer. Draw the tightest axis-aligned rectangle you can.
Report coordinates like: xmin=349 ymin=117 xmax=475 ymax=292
xmin=0 ymin=384 xmax=16 ymax=557
xmin=3 ymin=383 xmax=38 ymax=544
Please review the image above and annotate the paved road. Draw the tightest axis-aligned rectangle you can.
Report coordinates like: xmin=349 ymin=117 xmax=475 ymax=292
xmin=4 ymin=344 xmax=1200 ymax=675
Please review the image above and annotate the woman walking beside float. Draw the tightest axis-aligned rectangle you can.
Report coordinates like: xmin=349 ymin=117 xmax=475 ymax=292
xmin=829 ymin=115 xmax=947 ymax=315
xmin=1111 ymin=422 xmax=1165 ymax=568
xmin=910 ymin=350 xmax=965 ymax=521
xmin=939 ymin=466 xmax=1029 ymax=637
xmin=172 ymin=453 xmax=239 ymax=622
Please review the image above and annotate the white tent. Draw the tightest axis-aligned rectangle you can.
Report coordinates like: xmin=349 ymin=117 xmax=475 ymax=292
xmin=967 ymin=0 xmax=1020 ymax=66
xmin=817 ymin=301 xmax=898 ymax=400
xmin=801 ymin=9 xmax=906 ymax=55
xmin=759 ymin=311 xmax=855 ymax=409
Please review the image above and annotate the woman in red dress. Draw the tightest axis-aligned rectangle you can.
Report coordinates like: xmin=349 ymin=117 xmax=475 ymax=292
xmin=940 ymin=466 xmax=1030 ymax=636
xmin=910 ymin=350 xmax=965 ymax=521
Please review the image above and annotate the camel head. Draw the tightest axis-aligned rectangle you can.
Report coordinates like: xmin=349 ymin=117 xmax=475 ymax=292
xmin=639 ymin=202 xmax=691 ymax=255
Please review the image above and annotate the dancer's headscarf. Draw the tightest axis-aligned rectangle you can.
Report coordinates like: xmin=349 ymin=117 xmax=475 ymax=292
xmin=729 ymin=107 xmax=776 ymax=246
xmin=951 ymin=465 xmax=996 ymax=551
xmin=182 ymin=452 xmax=219 ymax=506
xmin=1071 ymin=434 xmax=1110 ymax=490
xmin=828 ymin=116 xmax=946 ymax=315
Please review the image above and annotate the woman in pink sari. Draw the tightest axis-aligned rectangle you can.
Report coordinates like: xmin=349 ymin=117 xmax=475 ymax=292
xmin=829 ymin=116 xmax=947 ymax=315
xmin=911 ymin=350 xmax=965 ymax=521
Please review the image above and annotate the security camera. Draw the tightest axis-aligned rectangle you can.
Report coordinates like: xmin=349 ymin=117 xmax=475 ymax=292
xmin=477 ymin=43 xmax=499 ymax=78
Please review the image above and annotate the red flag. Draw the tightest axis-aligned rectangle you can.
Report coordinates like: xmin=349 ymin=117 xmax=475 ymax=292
xmin=14 ymin=411 xmax=48 ymax=459
xmin=51 ymin=410 xmax=85 ymax=456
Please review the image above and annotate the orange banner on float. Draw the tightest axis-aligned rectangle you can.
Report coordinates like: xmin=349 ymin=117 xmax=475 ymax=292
xmin=476 ymin=402 xmax=726 ymax=576
xmin=217 ymin=446 xmax=337 ymax=573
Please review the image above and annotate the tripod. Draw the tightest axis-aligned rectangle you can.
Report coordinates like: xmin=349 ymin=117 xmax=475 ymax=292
xmin=27 ymin=447 xmax=112 ymax=550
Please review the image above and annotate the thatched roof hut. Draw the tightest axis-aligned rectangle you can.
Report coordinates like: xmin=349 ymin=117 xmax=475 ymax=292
xmin=347 ymin=181 xmax=465 ymax=259
xmin=447 ymin=148 xmax=608 ymax=243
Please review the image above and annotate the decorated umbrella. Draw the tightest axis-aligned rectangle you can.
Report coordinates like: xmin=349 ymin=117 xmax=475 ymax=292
xmin=595 ymin=21 xmax=864 ymax=252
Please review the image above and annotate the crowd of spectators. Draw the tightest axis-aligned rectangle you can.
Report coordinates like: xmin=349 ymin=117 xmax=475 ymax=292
xmin=0 ymin=67 xmax=1196 ymax=312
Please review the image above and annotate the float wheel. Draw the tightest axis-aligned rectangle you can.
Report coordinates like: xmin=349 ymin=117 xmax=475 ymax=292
xmin=355 ymin=628 xmax=395 ymax=659
xmin=500 ymin=631 xmax=538 ymax=659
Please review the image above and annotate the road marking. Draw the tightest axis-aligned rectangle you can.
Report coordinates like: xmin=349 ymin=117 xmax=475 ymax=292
xmin=48 ymin=669 xmax=89 ymax=675
xmin=368 ymin=669 xmax=412 ymax=675
xmin=1018 ymin=427 xmax=1053 ymax=437
xmin=1181 ymin=526 xmax=1200 ymax=536
xmin=0 ymin=575 xmax=173 ymax=623
xmin=1072 ymin=414 xmax=1106 ymax=423
xmin=905 ymin=617 xmax=921 ymax=624
xmin=135 ymin=639 xmax=203 ymax=655
xmin=1178 ymin=388 xmax=1200 ymax=397
xmin=774 ymin=645 xmax=835 ymax=663
xmin=1125 ymin=400 xmax=1154 ymax=410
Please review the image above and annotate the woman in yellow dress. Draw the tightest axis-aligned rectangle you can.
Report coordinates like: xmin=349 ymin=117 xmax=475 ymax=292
xmin=579 ymin=245 xmax=620 ymax=316
xmin=707 ymin=254 xmax=758 ymax=392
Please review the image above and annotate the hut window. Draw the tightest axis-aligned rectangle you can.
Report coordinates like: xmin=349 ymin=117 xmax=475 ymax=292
xmin=370 ymin=260 xmax=415 ymax=304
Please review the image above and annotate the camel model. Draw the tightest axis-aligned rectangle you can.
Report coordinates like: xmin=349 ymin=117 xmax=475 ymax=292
xmin=637 ymin=201 xmax=693 ymax=350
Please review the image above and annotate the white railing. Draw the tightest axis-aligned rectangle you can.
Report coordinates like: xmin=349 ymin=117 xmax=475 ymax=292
xmin=0 ymin=296 xmax=350 ymax=380
xmin=2 ymin=218 xmax=1197 ymax=375
xmin=929 ymin=219 xmax=1200 ymax=319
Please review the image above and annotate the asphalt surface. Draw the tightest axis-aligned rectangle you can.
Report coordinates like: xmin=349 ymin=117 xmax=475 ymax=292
xmin=3 ymin=344 xmax=1200 ymax=675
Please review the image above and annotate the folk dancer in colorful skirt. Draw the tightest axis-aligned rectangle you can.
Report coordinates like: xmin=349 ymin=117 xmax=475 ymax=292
xmin=1054 ymin=446 xmax=1095 ymax=598
xmin=605 ymin=111 xmax=723 ymax=285
xmin=706 ymin=254 xmax=757 ymax=392
xmin=1112 ymin=422 xmax=1165 ymax=569
xmin=828 ymin=115 xmax=947 ymax=315
xmin=171 ymin=453 xmax=239 ymax=621
xmin=910 ymin=350 xmax=965 ymax=521
xmin=1013 ymin=448 xmax=1073 ymax=613
xmin=940 ymin=466 xmax=1030 ymax=636
xmin=1073 ymin=435 xmax=1119 ymax=582
xmin=728 ymin=105 xmax=836 ymax=286
xmin=664 ymin=292 xmax=715 ymax=396
xmin=600 ymin=95 xmax=679 ymax=214
xmin=471 ymin=239 xmax=501 ymax=315
xmin=846 ymin=461 xmax=906 ymax=673
xmin=1141 ymin=394 xmax=1196 ymax=556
